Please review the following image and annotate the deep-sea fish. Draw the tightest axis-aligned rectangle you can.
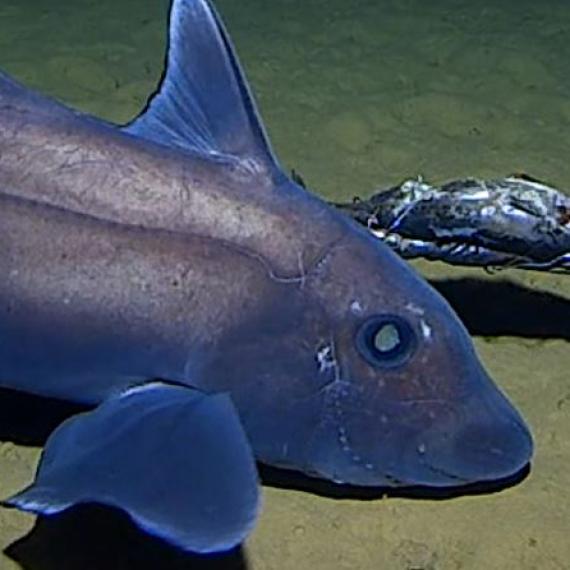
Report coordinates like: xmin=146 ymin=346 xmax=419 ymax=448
xmin=0 ymin=0 xmax=532 ymax=555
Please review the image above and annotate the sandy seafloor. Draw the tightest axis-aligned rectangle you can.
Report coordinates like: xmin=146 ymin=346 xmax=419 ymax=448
xmin=0 ymin=0 xmax=568 ymax=568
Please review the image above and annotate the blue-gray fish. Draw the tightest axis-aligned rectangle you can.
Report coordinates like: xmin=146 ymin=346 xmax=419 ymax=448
xmin=0 ymin=0 xmax=532 ymax=554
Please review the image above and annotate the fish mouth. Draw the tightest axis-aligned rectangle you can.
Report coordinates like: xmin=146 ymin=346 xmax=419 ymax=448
xmin=310 ymin=416 xmax=533 ymax=489
xmin=304 ymin=370 xmax=533 ymax=489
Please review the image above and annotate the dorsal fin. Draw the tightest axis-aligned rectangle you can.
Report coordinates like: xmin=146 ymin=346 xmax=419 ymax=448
xmin=123 ymin=0 xmax=283 ymax=182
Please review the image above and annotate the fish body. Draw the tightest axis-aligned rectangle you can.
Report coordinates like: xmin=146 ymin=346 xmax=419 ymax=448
xmin=0 ymin=0 xmax=532 ymax=553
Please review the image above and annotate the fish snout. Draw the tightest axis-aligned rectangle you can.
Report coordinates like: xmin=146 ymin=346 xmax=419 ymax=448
xmin=424 ymin=393 xmax=533 ymax=485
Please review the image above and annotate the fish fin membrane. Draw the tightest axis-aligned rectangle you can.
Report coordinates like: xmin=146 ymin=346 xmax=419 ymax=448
xmin=123 ymin=0 xmax=284 ymax=183
xmin=4 ymin=381 xmax=260 ymax=554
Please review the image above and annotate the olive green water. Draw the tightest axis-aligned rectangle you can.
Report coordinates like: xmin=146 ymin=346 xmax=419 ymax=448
xmin=0 ymin=0 xmax=568 ymax=568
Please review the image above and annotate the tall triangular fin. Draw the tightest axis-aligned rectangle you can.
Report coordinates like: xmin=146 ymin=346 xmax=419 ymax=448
xmin=123 ymin=0 xmax=283 ymax=182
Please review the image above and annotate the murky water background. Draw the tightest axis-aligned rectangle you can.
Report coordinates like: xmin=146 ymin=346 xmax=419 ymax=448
xmin=0 ymin=0 xmax=568 ymax=568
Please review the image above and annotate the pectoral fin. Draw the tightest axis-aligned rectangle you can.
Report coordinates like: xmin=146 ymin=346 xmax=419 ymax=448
xmin=4 ymin=382 xmax=260 ymax=554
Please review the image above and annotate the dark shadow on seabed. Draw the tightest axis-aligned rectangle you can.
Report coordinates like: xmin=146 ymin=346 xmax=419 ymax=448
xmin=430 ymin=277 xmax=570 ymax=340
xmin=0 ymin=389 xmax=85 ymax=446
xmin=259 ymin=462 xmax=530 ymax=501
xmin=2 ymin=461 xmax=530 ymax=570
xmin=5 ymin=505 xmax=247 ymax=570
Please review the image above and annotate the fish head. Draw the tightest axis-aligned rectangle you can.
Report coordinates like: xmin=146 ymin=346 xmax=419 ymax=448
xmin=215 ymin=225 xmax=533 ymax=488
xmin=286 ymin=228 xmax=534 ymax=487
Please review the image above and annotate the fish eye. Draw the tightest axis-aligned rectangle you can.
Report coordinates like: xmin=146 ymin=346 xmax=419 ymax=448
xmin=356 ymin=315 xmax=417 ymax=368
